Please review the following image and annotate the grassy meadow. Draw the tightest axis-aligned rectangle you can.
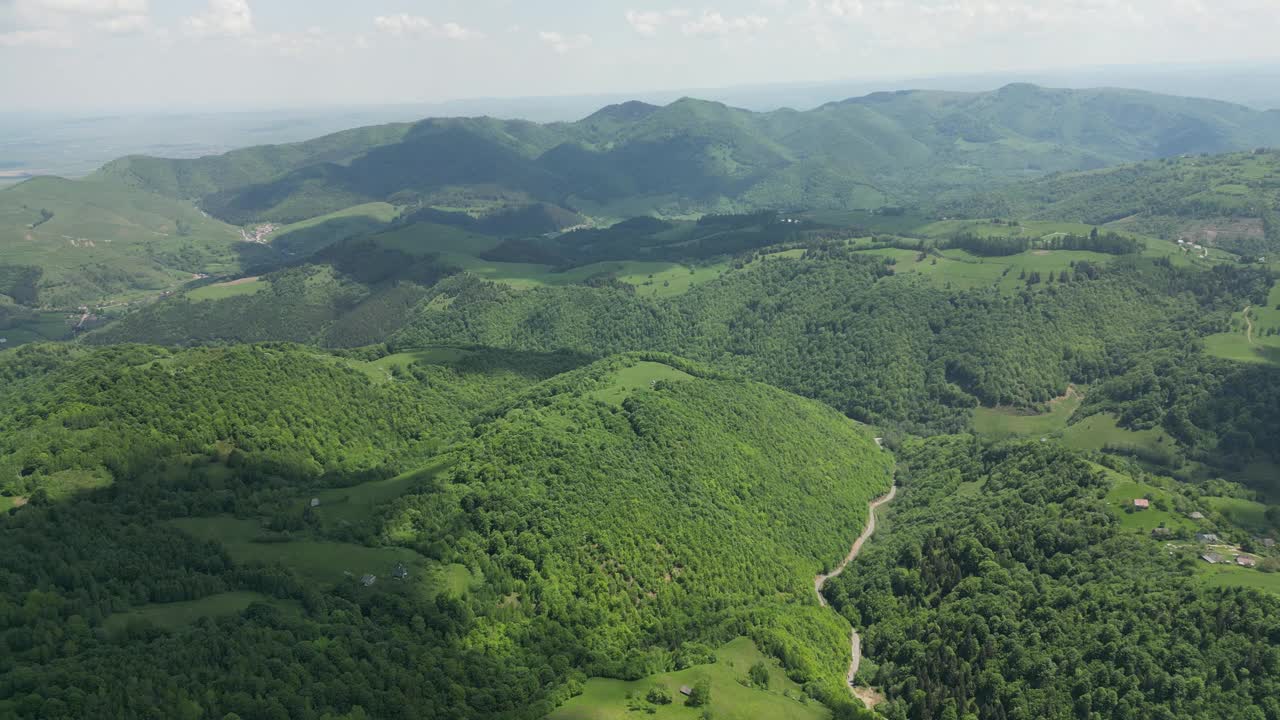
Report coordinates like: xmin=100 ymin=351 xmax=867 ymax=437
xmin=973 ymin=387 xmax=1083 ymax=441
xmin=588 ymin=361 xmax=696 ymax=406
xmin=169 ymin=515 xmax=425 ymax=587
xmin=1204 ymin=282 xmax=1280 ymax=365
xmin=549 ymin=637 xmax=829 ymax=720
xmin=102 ymin=592 xmax=296 ymax=634
xmin=186 ymin=277 xmax=266 ymax=302
xmin=0 ymin=176 xmax=244 ymax=307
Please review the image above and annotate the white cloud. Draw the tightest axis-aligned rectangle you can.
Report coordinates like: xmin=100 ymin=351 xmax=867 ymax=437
xmin=539 ymin=30 xmax=592 ymax=53
xmin=681 ymin=11 xmax=768 ymax=36
xmin=624 ymin=8 xmax=689 ymax=36
xmin=373 ymin=14 xmax=482 ymax=40
xmin=0 ymin=27 xmax=73 ymax=47
xmin=183 ymin=0 xmax=252 ymax=38
xmin=97 ymin=12 xmax=147 ymax=33
xmin=1 ymin=0 xmax=151 ymax=46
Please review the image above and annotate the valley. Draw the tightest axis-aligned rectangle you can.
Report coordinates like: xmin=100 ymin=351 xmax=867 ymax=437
xmin=2 ymin=81 xmax=1280 ymax=720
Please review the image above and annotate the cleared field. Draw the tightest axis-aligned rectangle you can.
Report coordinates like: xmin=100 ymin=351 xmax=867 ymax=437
xmin=1197 ymin=562 xmax=1280 ymax=596
xmin=973 ymin=388 xmax=1083 ymax=441
xmin=313 ymin=460 xmax=450 ymax=527
xmin=187 ymin=277 xmax=266 ymax=302
xmin=573 ymin=260 xmax=729 ymax=298
xmin=1204 ymin=283 xmax=1280 ymax=365
xmin=589 ymin=362 xmax=696 ymax=406
xmin=1205 ymin=496 xmax=1273 ymax=534
xmin=1102 ymin=471 xmax=1198 ymax=534
xmin=852 ymin=248 xmax=1005 ymax=290
xmin=370 ymin=347 xmax=476 ymax=372
xmin=270 ymin=202 xmax=398 ymax=256
xmin=0 ymin=311 xmax=74 ymax=347
xmin=0 ymin=176 xmax=244 ymax=307
xmin=550 ymin=637 xmax=828 ymax=720
xmin=102 ymin=591 xmax=294 ymax=633
xmin=373 ymin=222 xmax=502 ymax=257
xmin=1061 ymin=413 xmax=1177 ymax=458
xmin=170 ymin=515 xmax=424 ymax=586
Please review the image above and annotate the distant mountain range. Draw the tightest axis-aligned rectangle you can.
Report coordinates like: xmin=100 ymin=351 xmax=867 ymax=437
xmin=94 ymin=84 xmax=1280 ymax=224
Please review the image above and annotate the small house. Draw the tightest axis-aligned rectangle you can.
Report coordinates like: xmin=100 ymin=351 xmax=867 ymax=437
xmin=1188 ymin=511 xmax=1205 ymax=521
xmin=679 ymin=686 xmax=693 ymax=697
xmin=1132 ymin=499 xmax=1150 ymax=510
xmin=392 ymin=563 xmax=409 ymax=580
xmin=1151 ymin=528 xmax=1172 ymax=538
xmin=310 ymin=498 xmax=320 ymax=508
xmin=1264 ymin=539 xmax=1276 ymax=548
xmin=1201 ymin=553 xmax=1224 ymax=564
xmin=1195 ymin=533 xmax=1220 ymax=544
xmin=360 ymin=574 xmax=377 ymax=587
xmin=1236 ymin=556 xmax=1257 ymax=568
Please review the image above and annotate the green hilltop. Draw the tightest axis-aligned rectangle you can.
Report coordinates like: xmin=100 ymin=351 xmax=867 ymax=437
xmin=941 ymin=148 xmax=1280 ymax=256
xmin=90 ymin=85 xmax=1280 ymax=224
xmin=0 ymin=346 xmax=889 ymax=719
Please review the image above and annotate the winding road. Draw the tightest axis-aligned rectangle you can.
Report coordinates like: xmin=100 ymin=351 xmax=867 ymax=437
xmin=1244 ymin=306 xmax=1256 ymax=344
xmin=814 ymin=484 xmax=898 ymax=706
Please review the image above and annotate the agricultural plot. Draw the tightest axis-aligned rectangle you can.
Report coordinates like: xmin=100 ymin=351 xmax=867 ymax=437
xmin=549 ymin=637 xmax=828 ymax=720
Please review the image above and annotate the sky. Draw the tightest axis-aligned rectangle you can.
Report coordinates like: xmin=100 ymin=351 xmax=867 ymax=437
xmin=3 ymin=0 xmax=1280 ymax=112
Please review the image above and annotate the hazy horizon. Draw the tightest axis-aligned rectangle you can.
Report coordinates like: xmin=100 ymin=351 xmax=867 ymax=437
xmin=4 ymin=0 xmax=1280 ymax=113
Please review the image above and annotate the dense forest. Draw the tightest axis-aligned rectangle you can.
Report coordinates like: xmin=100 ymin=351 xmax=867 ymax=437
xmin=823 ymin=437 xmax=1280 ymax=720
xmin=391 ymin=248 xmax=1267 ymax=435
xmin=0 ymin=349 xmax=889 ymax=719
xmin=6 ymin=82 xmax=1280 ymax=720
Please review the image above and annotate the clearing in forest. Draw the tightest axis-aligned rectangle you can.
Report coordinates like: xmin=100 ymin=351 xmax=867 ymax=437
xmin=589 ymin=361 xmax=696 ymax=406
xmin=549 ymin=637 xmax=828 ymax=720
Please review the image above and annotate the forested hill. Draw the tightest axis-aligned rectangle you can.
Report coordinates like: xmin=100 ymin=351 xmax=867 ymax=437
xmin=0 ymin=348 xmax=890 ymax=719
xmin=940 ymin=149 xmax=1280 ymax=256
xmin=93 ymin=85 xmax=1280 ymax=223
xmin=389 ymin=248 xmax=1268 ymax=436
xmin=824 ymin=437 xmax=1280 ymax=720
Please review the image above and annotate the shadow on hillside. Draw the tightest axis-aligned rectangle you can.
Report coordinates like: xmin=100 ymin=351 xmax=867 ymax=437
xmin=448 ymin=346 xmax=597 ymax=381
xmin=231 ymin=214 xmax=398 ymax=278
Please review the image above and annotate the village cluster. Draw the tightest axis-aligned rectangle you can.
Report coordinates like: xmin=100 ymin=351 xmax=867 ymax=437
xmin=1133 ymin=497 xmax=1275 ymax=568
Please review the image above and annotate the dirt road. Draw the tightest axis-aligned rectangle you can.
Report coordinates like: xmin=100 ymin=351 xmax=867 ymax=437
xmin=814 ymin=484 xmax=898 ymax=705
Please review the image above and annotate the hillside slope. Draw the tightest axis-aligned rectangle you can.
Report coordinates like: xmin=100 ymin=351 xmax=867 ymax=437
xmin=941 ymin=149 xmax=1280 ymax=256
xmin=0 ymin=176 xmax=246 ymax=308
xmin=0 ymin=349 xmax=890 ymax=719
xmin=93 ymin=86 xmax=1280 ymax=223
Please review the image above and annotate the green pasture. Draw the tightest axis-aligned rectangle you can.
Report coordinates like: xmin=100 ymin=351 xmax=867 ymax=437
xmin=312 ymin=460 xmax=450 ymax=527
xmin=589 ymin=362 xmax=696 ymax=406
xmin=973 ymin=389 xmax=1083 ymax=441
xmin=549 ymin=637 xmax=829 ymax=720
xmin=1101 ymin=470 xmax=1198 ymax=534
xmin=1204 ymin=496 xmax=1273 ymax=534
xmin=187 ymin=277 xmax=266 ymax=302
xmin=1060 ymin=413 xmax=1177 ymax=457
xmin=103 ymin=591 xmax=295 ymax=634
xmin=270 ymin=202 xmax=398 ymax=256
xmin=170 ymin=515 xmax=424 ymax=586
